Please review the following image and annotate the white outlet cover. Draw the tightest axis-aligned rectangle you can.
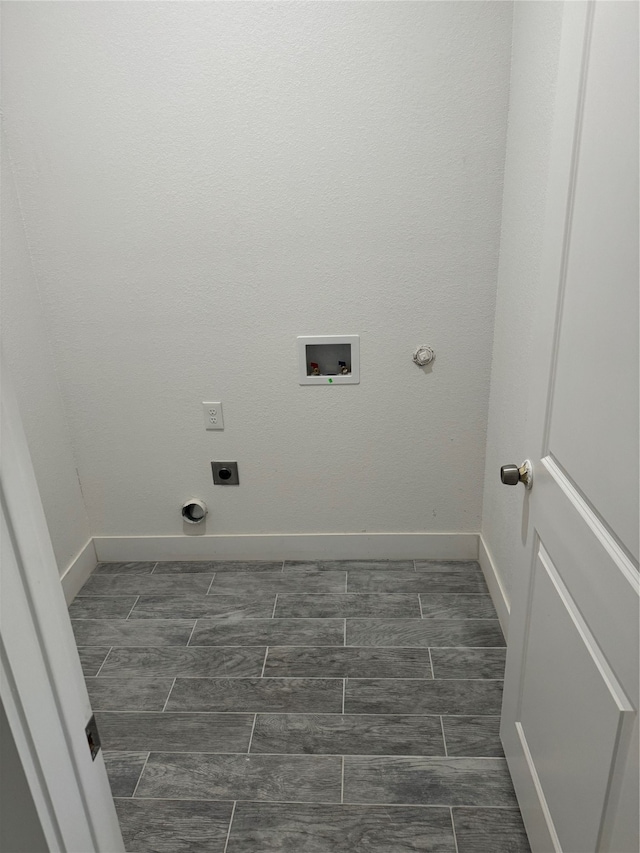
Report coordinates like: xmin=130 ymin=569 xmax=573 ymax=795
xmin=203 ymin=402 xmax=224 ymax=430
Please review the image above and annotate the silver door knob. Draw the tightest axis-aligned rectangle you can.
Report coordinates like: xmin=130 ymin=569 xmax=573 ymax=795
xmin=500 ymin=460 xmax=533 ymax=489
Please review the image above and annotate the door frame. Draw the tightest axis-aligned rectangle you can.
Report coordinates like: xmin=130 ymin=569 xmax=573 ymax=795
xmin=0 ymin=355 xmax=124 ymax=852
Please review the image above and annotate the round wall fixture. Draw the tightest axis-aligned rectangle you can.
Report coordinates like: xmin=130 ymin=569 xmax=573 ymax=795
xmin=181 ymin=499 xmax=208 ymax=524
xmin=412 ymin=345 xmax=435 ymax=366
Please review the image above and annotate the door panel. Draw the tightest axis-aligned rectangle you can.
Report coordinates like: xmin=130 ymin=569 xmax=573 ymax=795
xmin=546 ymin=1 xmax=639 ymax=560
xmin=536 ymin=457 xmax=639 ymax=694
xmin=519 ymin=545 xmax=633 ymax=853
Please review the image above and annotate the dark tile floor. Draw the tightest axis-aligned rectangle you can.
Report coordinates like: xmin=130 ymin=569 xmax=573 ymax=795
xmin=70 ymin=560 xmax=531 ymax=853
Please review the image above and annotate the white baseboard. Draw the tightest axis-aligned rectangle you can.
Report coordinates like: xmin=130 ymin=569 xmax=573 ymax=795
xmin=478 ymin=534 xmax=510 ymax=639
xmin=93 ymin=532 xmax=479 ymax=563
xmin=60 ymin=539 xmax=98 ymax=604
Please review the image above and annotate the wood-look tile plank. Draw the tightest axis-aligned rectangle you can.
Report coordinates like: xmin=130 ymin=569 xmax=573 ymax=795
xmin=129 ymin=594 xmax=275 ymax=620
xmin=226 ymin=802 xmax=456 ymax=852
xmin=135 ymin=752 xmax=342 ymax=803
xmin=209 ymin=572 xmax=346 ymax=594
xmin=343 ymin=756 xmax=518 ymax=806
xmin=115 ymin=798 xmax=234 ymax=853
xmin=276 ymin=594 xmax=421 ymax=618
xmin=98 ymin=646 xmax=265 ymax=678
xmin=430 ymin=648 xmax=507 ymax=679
xmin=347 ymin=619 xmax=505 ymax=648
xmin=284 ymin=560 xmax=415 ymax=572
xmin=155 ymin=561 xmax=283 ymax=574
xmin=77 ymin=647 xmax=111 ymax=677
xmin=189 ymin=618 xmax=345 ymax=647
xmin=250 ymin=713 xmax=445 ymax=756
xmin=69 ymin=596 xmax=138 ymax=620
xmin=414 ymin=561 xmax=482 ymax=573
xmin=96 ymin=711 xmax=254 ymax=753
xmin=93 ymin=562 xmax=156 ymax=575
xmin=85 ymin=677 xmax=174 ymax=711
xmin=345 ymin=679 xmax=503 ymax=716
xmin=348 ymin=571 xmax=488 ymax=594
xmin=80 ymin=574 xmax=213 ymax=596
xmin=103 ymin=752 xmax=148 ymax=797
xmin=452 ymin=808 xmax=531 ymax=852
xmin=419 ymin=594 xmax=497 ymax=620
xmin=166 ymin=677 xmax=343 ymax=713
xmin=71 ymin=619 xmax=195 ymax=647
xmin=263 ymin=646 xmax=432 ymax=679
xmin=442 ymin=716 xmax=503 ymax=757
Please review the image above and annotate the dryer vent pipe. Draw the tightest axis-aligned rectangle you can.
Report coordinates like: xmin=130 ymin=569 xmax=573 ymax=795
xmin=181 ymin=499 xmax=208 ymax=524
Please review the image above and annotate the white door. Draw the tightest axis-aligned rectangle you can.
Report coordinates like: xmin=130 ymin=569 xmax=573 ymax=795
xmin=501 ymin=3 xmax=639 ymax=853
xmin=0 ymin=357 xmax=125 ymax=852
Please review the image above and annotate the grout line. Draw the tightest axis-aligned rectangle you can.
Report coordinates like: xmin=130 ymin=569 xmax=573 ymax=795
xmin=345 ymin=572 xmax=348 ymax=593
xmin=427 ymin=648 xmax=435 ymax=679
xmin=185 ymin=621 xmax=198 ymax=647
xmin=125 ymin=596 xmax=140 ymax=620
xmin=87 ymin=678 xmax=503 ymax=688
xmin=281 ymin=561 xmax=285 ymax=574
xmin=450 ymin=807 xmax=460 ymax=853
xmin=83 ymin=643 xmax=343 ymax=650
xmin=92 ymin=675 xmax=503 ymax=682
xmin=413 ymin=559 xmax=417 ymax=572
xmin=94 ymin=647 xmax=113 ymax=677
xmin=110 ymin=795 xmax=515 ymax=808
xmin=78 ymin=635 xmax=505 ymax=649
xmin=104 ymin=749 xmax=505 ymax=760
xmin=149 ymin=562 xmax=160 ymax=575
xmin=130 ymin=752 xmax=151 ymax=799
xmin=205 ymin=573 xmax=217 ymax=595
xmin=342 ymin=678 xmax=346 ymax=713
xmin=418 ymin=595 xmax=424 ymax=619
xmin=89 ymin=710 xmax=502 ymax=719
xmin=260 ymin=648 xmax=269 ymax=677
xmin=81 ymin=589 xmax=489 ymax=598
xmin=271 ymin=594 xmax=278 ymax=619
xmin=246 ymin=714 xmax=257 ymax=753
xmin=78 ymin=606 xmax=497 ymax=610
xmin=440 ymin=716 xmax=449 ymax=757
xmin=340 ymin=756 xmax=345 ymax=803
xmin=343 ymin=619 xmax=347 ymax=647
xmin=161 ymin=678 xmax=177 ymax=712
xmin=222 ymin=801 xmax=237 ymax=853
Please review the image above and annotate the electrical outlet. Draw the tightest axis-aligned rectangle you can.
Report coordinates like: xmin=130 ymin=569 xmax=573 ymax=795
xmin=203 ymin=402 xmax=224 ymax=430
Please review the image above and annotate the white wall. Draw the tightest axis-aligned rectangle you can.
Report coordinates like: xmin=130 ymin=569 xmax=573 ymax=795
xmin=0 ymin=699 xmax=48 ymax=853
xmin=481 ymin=1 xmax=564 ymax=610
xmin=2 ymin=2 xmax=512 ymax=540
xmin=1 ymin=142 xmax=93 ymax=576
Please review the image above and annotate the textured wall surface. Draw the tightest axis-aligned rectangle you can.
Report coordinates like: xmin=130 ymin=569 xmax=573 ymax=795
xmin=0 ymin=699 xmax=49 ymax=852
xmin=2 ymin=1 xmax=512 ymax=537
xmin=1 ymin=143 xmax=92 ymax=574
xmin=481 ymin=1 xmax=564 ymax=604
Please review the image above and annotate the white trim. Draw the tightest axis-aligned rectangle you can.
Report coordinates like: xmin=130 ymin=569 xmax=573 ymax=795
xmin=60 ymin=538 xmax=98 ymax=605
xmin=93 ymin=532 xmax=478 ymax=563
xmin=478 ymin=535 xmax=509 ymax=641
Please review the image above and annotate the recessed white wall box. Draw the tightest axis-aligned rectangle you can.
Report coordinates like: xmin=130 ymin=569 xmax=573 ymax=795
xmin=297 ymin=336 xmax=360 ymax=385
